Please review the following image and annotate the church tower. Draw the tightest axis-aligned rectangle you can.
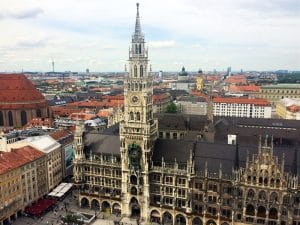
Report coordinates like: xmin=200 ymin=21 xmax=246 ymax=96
xmin=120 ymin=3 xmax=158 ymax=221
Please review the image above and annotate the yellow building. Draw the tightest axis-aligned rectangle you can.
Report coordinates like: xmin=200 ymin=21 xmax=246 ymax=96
xmin=253 ymin=84 xmax=300 ymax=106
xmin=196 ymin=70 xmax=204 ymax=91
xmin=0 ymin=146 xmax=45 ymax=225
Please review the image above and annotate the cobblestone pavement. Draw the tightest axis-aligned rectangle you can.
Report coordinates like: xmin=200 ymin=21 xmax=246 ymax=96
xmin=12 ymin=193 xmax=121 ymax=225
xmin=11 ymin=192 xmax=160 ymax=225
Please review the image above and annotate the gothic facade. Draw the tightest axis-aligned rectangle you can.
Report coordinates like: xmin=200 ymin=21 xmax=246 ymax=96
xmin=73 ymin=4 xmax=300 ymax=225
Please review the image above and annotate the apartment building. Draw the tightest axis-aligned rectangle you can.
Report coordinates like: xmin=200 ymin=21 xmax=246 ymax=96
xmin=0 ymin=146 xmax=45 ymax=225
xmin=213 ymin=97 xmax=271 ymax=118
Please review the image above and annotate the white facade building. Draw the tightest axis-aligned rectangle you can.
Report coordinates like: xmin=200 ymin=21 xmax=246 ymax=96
xmin=213 ymin=97 xmax=272 ymax=118
xmin=177 ymin=97 xmax=207 ymax=115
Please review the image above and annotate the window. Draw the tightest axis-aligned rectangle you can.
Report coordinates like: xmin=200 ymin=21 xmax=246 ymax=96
xmin=140 ymin=65 xmax=143 ymax=77
xmin=166 ymin=187 xmax=173 ymax=195
xmin=136 ymin=112 xmax=140 ymax=121
xmin=130 ymin=112 xmax=134 ymax=120
xmin=8 ymin=111 xmax=13 ymax=126
xmin=178 ymin=189 xmax=186 ymax=198
xmin=21 ymin=111 xmax=27 ymax=126
xmin=165 ymin=176 xmax=173 ymax=185
xmin=134 ymin=65 xmax=137 ymax=77
xmin=178 ymin=178 xmax=186 ymax=186
xmin=0 ymin=111 xmax=3 ymax=126
xmin=36 ymin=109 xmax=42 ymax=118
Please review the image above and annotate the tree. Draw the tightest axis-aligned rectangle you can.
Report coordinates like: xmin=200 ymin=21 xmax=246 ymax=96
xmin=165 ymin=102 xmax=177 ymax=113
xmin=63 ymin=214 xmax=84 ymax=225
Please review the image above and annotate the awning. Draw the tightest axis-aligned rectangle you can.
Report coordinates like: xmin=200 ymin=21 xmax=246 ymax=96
xmin=113 ymin=205 xmax=121 ymax=210
xmin=151 ymin=212 xmax=160 ymax=217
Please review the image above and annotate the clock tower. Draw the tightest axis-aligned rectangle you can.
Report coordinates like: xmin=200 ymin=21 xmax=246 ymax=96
xmin=120 ymin=3 xmax=158 ymax=221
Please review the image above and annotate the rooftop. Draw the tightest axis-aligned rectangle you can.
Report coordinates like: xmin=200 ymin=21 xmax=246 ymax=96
xmin=0 ymin=74 xmax=46 ymax=109
xmin=0 ymin=146 xmax=45 ymax=175
xmin=213 ymin=97 xmax=270 ymax=106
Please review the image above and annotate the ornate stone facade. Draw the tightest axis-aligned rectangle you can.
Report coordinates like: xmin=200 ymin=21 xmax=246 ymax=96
xmin=73 ymin=4 xmax=300 ymax=225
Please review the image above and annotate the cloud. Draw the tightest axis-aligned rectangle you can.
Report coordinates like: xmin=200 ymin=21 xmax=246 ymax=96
xmin=0 ymin=7 xmax=43 ymax=20
xmin=0 ymin=0 xmax=299 ymax=71
xmin=148 ymin=40 xmax=176 ymax=49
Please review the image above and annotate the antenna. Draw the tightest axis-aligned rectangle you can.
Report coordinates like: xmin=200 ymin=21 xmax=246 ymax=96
xmin=51 ymin=58 xmax=55 ymax=73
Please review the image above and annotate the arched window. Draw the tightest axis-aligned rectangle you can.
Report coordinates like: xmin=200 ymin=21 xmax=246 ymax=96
xmin=8 ymin=111 xmax=13 ymax=126
xmin=245 ymin=204 xmax=255 ymax=216
xmin=136 ymin=112 xmax=140 ymax=121
xmin=247 ymin=189 xmax=255 ymax=199
xmin=134 ymin=65 xmax=137 ymax=77
xmin=36 ymin=109 xmax=42 ymax=118
xmin=0 ymin=111 xmax=3 ymax=126
xmin=258 ymin=191 xmax=266 ymax=201
xmin=269 ymin=208 xmax=278 ymax=219
xmin=130 ymin=175 xmax=137 ymax=185
xmin=139 ymin=44 xmax=141 ymax=54
xmin=140 ymin=65 xmax=143 ymax=77
xmin=257 ymin=206 xmax=266 ymax=217
xmin=270 ymin=192 xmax=278 ymax=203
xmin=135 ymin=44 xmax=138 ymax=54
xmin=130 ymin=112 xmax=134 ymax=120
xmin=21 ymin=111 xmax=27 ymax=126
xmin=130 ymin=186 xmax=137 ymax=195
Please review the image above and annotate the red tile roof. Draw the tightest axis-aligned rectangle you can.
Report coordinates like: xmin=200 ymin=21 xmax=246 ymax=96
xmin=213 ymin=97 xmax=270 ymax=106
xmin=229 ymin=84 xmax=260 ymax=93
xmin=25 ymin=117 xmax=53 ymax=128
xmin=0 ymin=74 xmax=47 ymax=109
xmin=153 ymin=93 xmax=171 ymax=102
xmin=287 ymin=105 xmax=300 ymax=113
xmin=224 ymin=75 xmax=247 ymax=84
xmin=0 ymin=146 xmax=45 ymax=175
xmin=50 ymin=129 xmax=72 ymax=141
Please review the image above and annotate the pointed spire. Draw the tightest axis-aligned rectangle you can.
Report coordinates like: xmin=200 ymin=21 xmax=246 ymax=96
xmin=234 ymin=134 xmax=240 ymax=170
xmin=292 ymin=146 xmax=298 ymax=176
xmin=134 ymin=3 xmax=142 ymax=36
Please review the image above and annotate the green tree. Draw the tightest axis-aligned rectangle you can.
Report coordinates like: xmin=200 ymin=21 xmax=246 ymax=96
xmin=63 ymin=214 xmax=84 ymax=225
xmin=165 ymin=102 xmax=177 ymax=113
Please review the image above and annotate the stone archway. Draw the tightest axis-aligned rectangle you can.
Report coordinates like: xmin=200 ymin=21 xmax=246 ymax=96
xmin=246 ymin=204 xmax=255 ymax=216
xmin=175 ymin=214 xmax=186 ymax=225
xmin=91 ymin=199 xmax=100 ymax=210
xmin=257 ymin=206 xmax=266 ymax=218
xmin=112 ymin=203 xmax=121 ymax=215
xmin=162 ymin=211 xmax=173 ymax=225
xmin=192 ymin=217 xmax=203 ymax=225
xmin=150 ymin=210 xmax=160 ymax=223
xmin=80 ymin=197 xmax=89 ymax=208
xmin=101 ymin=201 xmax=111 ymax=214
xmin=130 ymin=197 xmax=140 ymax=218
xmin=206 ymin=220 xmax=217 ymax=225
xmin=269 ymin=208 xmax=278 ymax=220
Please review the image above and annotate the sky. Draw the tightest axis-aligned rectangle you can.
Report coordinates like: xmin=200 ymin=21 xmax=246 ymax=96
xmin=0 ymin=0 xmax=299 ymax=72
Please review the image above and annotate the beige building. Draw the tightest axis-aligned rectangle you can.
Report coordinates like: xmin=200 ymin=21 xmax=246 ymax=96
xmin=276 ymin=98 xmax=300 ymax=120
xmin=0 ymin=146 xmax=45 ymax=225
xmin=8 ymin=135 xmax=62 ymax=191
xmin=252 ymin=84 xmax=300 ymax=106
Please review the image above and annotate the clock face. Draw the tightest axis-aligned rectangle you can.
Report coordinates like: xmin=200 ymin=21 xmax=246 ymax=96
xmin=131 ymin=95 xmax=139 ymax=103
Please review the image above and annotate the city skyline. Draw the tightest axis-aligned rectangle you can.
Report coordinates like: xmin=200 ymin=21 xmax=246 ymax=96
xmin=0 ymin=0 xmax=299 ymax=72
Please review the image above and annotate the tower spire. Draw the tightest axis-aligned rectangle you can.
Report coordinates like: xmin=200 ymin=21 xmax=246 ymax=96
xmin=134 ymin=3 xmax=142 ymax=37
xmin=234 ymin=134 xmax=240 ymax=170
xmin=292 ymin=146 xmax=298 ymax=176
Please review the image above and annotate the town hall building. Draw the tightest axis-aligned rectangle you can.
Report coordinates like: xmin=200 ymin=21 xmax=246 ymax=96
xmin=73 ymin=4 xmax=300 ymax=225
